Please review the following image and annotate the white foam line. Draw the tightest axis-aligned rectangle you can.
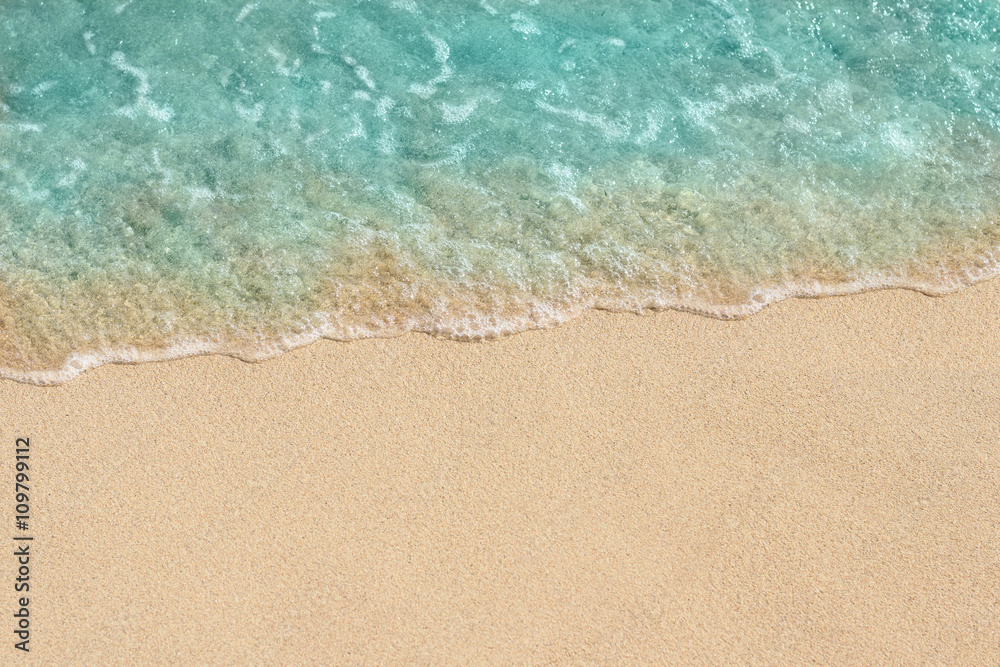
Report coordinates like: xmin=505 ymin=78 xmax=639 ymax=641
xmin=55 ymin=158 xmax=87 ymax=188
xmin=304 ymin=128 xmax=330 ymax=145
xmin=236 ymin=2 xmax=258 ymax=22
xmin=510 ymin=11 xmax=540 ymax=35
xmin=184 ymin=186 xmax=216 ymax=206
xmin=268 ymin=46 xmax=301 ymax=78
xmin=345 ymin=113 xmax=367 ymax=140
xmin=341 ymin=54 xmax=376 ymax=91
xmin=427 ymin=31 xmax=450 ymax=63
xmin=407 ymin=31 xmax=453 ymax=99
xmin=0 ymin=123 xmax=43 ymax=133
xmin=377 ymin=127 xmax=397 ymax=155
xmin=375 ymin=96 xmax=396 ymax=118
xmin=557 ymin=38 xmax=576 ymax=54
xmin=439 ymin=98 xmax=478 ymax=124
xmin=8 ymin=261 xmax=1000 ymax=386
xmin=110 ymin=52 xmax=174 ymax=122
xmin=234 ymin=102 xmax=264 ymax=123
xmin=681 ymin=83 xmax=779 ymax=131
xmin=634 ymin=107 xmax=664 ymax=146
xmin=391 ymin=0 xmax=420 ymax=14
xmin=31 ymin=81 xmax=56 ymax=96
xmin=535 ymin=101 xmax=628 ymax=141
xmin=151 ymin=148 xmax=174 ymax=185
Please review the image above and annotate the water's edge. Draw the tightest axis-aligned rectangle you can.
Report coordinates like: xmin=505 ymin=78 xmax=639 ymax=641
xmin=4 ymin=258 xmax=996 ymax=386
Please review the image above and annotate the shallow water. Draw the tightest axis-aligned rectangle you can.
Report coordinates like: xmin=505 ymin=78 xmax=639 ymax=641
xmin=1 ymin=0 xmax=999 ymax=383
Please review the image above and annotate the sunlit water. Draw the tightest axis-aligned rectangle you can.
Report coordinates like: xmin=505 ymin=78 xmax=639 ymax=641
xmin=1 ymin=0 xmax=999 ymax=383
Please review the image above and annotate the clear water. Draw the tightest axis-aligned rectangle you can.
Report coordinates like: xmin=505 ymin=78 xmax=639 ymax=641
xmin=2 ymin=0 xmax=999 ymax=383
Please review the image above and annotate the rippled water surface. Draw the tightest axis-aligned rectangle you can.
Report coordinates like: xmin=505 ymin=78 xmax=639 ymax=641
xmin=2 ymin=0 xmax=999 ymax=382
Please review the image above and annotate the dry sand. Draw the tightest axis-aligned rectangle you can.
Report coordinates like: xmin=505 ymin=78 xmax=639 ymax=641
xmin=2 ymin=279 xmax=999 ymax=664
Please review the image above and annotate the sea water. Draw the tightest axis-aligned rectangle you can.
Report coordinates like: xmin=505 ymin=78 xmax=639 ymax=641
xmin=1 ymin=0 xmax=999 ymax=383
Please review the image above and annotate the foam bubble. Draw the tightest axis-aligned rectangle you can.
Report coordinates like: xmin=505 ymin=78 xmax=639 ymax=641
xmin=407 ymin=32 xmax=453 ymax=98
xmin=55 ymin=158 xmax=87 ymax=188
xmin=234 ymin=102 xmax=265 ymax=123
xmin=536 ymin=101 xmax=628 ymax=141
xmin=110 ymin=52 xmax=174 ymax=122
xmin=235 ymin=3 xmax=257 ymax=22
xmin=375 ymin=96 xmax=396 ymax=118
xmin=0 ymin=122 xmax=43 ymax=133
xmin=341 ymin=54 xmax=377 ymax=91
xmin=511 ymin=12 xmax=540 ymax=35
xmin=268 ymin=47 xmax=301 ymax=78
xmin=391 ymin=0 xmax=420 ymax=14
xmin=634 ymin=108 xmax=664 ymax=146
xmin=32 ymin=81 xmax=56 ymax=96
xmin=440 ymin=99 xmax=478 ymax=124
xmin=880 ymin=122 xmax=917 ymax=156
xmin=377 ymin=128 xmax=397 ymax=155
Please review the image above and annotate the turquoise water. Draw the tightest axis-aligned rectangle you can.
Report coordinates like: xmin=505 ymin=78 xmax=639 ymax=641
xmin=1 ymin=0 xmax=999 ymax=382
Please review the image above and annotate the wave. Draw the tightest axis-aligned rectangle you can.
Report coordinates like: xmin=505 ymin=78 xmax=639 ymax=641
xmin=3 ymin=239 xmax=998 ymax=385
xmin=3 ymin=0 xmax=1000 ymax=382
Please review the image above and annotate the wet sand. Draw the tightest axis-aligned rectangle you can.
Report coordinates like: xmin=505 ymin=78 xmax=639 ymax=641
xmin=2 ymin=279 xmax=998 ymax=664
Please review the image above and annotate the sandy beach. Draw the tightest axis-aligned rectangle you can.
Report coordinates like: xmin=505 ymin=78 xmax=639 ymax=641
xmin=2 ymin=279 xmax=998 ymax=664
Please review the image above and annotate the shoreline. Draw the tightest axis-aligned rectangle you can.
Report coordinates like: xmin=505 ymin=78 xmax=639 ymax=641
xmin=5 ymin=254 xmax=1000 ymax=385
xmin=1 ymin=277 xmax=998 ymax=662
